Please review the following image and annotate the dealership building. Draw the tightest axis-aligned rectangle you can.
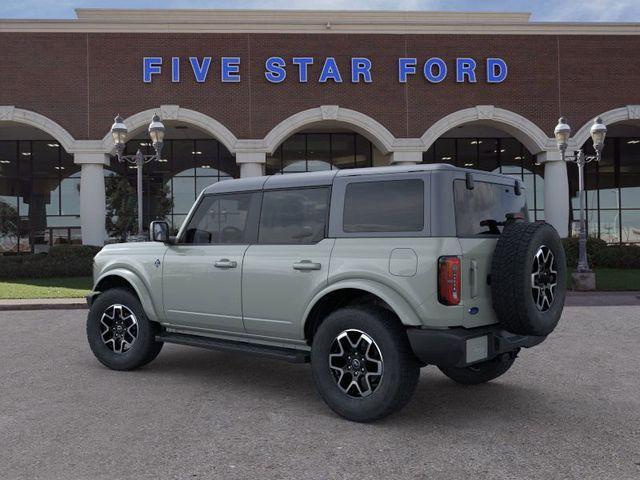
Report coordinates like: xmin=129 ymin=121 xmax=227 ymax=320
xmin=1 ymin=8 xmax=640 ymax=251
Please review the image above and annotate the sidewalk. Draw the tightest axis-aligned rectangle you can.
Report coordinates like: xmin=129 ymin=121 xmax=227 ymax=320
xmin=1 ymin=291 xmax=639 ymax=312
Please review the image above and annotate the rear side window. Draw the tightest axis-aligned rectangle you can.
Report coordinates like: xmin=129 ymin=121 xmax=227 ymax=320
xmin=343 ymin=179 xmax=424 ymax=233
xmin=259 ymin=188 xmax=330 ymax=244
xmin=454 ymin=180 xmax=528 ymax=236
xmin=182 ymin=192 xmax=259 ymax=244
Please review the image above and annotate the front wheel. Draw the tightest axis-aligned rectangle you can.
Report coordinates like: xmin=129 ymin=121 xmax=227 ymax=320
xmin=87 ymin=288 xmax=163 ymax=371
xmin=438 ymin=351 xmax=517 ymax=385
xmin=311 ymin=306 xmax=420 ymax=422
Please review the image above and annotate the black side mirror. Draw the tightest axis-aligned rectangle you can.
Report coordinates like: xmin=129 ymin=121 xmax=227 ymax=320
xmin=150 ymin=221 xmax=169 ymax=243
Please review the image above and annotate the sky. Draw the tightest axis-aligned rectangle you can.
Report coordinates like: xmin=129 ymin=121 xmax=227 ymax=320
xmin=1 ymin=0 xmax=640 ymax=22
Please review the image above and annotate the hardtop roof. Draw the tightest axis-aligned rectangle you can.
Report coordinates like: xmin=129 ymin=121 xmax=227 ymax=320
xmin=201 ymin=163 xmax=518 ymax=195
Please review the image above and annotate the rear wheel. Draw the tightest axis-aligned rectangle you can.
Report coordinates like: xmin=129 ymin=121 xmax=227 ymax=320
xmin=311 ymin=306 xmax=420 ymax=422
xmin=87 ymin=288 xmax=163 ymax=371
xmin=438 ymin=351 xmax=517 ymax=385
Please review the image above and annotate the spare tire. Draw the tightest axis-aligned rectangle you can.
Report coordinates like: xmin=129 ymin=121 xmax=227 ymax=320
xmin=491 ymin=221 xmax=566 ymax=336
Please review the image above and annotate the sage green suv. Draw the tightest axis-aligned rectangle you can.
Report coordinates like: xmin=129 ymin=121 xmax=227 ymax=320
xmin=86 ymin=164 xmax=566 ymax=422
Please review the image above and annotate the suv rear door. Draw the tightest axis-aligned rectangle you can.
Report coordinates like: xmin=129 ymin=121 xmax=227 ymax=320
xmin=242 ymin=186 xmax=334 ymax=340
xmin=453 ymin=177 xmax=528 ymax=327
xmin=162 ymin=191 xmax=261 ymax=333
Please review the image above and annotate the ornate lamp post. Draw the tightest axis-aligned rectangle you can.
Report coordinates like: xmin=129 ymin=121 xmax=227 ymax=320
xmin=554 ymin=116 xmax=607 ymax=278
xmin=110 ymin=114 xmax=166 ymax=237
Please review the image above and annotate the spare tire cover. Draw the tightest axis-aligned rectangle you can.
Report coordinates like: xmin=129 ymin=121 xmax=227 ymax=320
xmin=491 ymin=221 xmax=567 ymax=336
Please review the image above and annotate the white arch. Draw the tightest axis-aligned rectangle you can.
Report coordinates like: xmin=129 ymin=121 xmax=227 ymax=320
xmin=0 ymin=106 xmax=76 ymax=152
xmin=263 ymin=106 xmax=396 ymax=155
xmin=572 ymin=105 xmax=640 ymax=148
xmin=421 ymin=105 xmax=553 ymax=154
xmin=100 ymin=105 xmax=239 ymax=154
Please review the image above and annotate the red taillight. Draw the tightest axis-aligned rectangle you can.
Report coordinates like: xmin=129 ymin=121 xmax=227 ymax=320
xmin=438 ymin=256 xmax=461 ymax=306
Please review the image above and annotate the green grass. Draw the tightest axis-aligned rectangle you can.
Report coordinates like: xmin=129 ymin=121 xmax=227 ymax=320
xmin=0 ymin=276 xmax=92 ymax=299
xmin=568 ymin=268 xmax=640 ymax=291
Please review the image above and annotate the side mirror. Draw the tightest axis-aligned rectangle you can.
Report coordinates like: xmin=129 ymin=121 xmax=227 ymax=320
xmin=150 ymin=221 xmax=169 ymax=243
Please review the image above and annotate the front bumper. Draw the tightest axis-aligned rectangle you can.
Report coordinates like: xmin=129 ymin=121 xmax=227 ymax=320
xmin=406 ymin=325 xmax=546 ymax=368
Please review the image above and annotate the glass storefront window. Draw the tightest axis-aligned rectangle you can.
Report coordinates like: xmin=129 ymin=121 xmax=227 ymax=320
xmin=621 ymin=210 xmax=640 ymax=243
xmin=266 ymin=132 xmax=374 ymax=174
xmin=456 ymin=138 xmax=478 ymax=168
xmin=434 ymin=138 xmax=456 ymax=165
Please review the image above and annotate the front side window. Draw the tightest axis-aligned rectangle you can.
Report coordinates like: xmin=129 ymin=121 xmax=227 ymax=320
xmin=454 ymin=180 xmax=528 ymax=236
xmin=343 ymin=179 xmax=424 ymax=233
xmin=259 ymin=188 xmax=330 ymax=244
xmin=182 ymin=192 xmax=258 ymax=244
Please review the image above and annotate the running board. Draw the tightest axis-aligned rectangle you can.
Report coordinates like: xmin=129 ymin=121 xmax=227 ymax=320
xmin=156 ymin=332 xmax=310 ymax=363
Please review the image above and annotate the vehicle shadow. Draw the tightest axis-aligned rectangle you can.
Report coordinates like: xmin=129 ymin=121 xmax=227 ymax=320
xmin=138 ymin=345 xmax=572 ymax=427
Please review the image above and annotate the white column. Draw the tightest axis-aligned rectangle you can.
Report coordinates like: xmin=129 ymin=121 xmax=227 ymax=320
xmin=538 ymin=151 xmax=569 ymax=238
xmin=236 ymin=151 xmax=266 ymax=178
xmin=75 ymin=153 xmax=109 ymax=246
xmin=390 ymin=151 xmax=422 ymax=165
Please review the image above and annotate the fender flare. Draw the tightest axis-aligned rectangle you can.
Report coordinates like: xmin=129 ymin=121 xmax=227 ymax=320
xmin=302 ymin=279 xmax=423 ymax=337
xmin=93 ymin=268 xmax=161 ymax=322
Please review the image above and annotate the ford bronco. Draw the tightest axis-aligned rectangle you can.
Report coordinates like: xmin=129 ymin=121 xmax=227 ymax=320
xmin=86 ymin=164 xmax=566 ymax=422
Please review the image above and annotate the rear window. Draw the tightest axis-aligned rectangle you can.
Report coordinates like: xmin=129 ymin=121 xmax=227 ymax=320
xmin=343 ymin=179 xmax=424 ymax=233
xmin=454 ymin=180 xmax=528 ymax=236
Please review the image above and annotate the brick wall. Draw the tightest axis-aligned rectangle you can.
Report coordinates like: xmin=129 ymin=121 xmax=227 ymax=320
xmin=1 ymin=31 xmax=639 ymax=142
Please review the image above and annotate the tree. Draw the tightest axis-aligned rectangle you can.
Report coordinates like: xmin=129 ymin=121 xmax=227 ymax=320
xmin=105 ymin=175 xmax=174 ymax=242
xmin=105 ymin=176 xmax=137 ymax=242
xmin=0 ymin=201 xmax=20 ymax=250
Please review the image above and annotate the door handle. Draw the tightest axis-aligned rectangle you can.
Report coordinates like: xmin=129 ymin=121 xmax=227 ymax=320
xmin=214 ymin=259 xmax=237 ymax=269
xmin=293 ymin=260 xmax=322 ymax=271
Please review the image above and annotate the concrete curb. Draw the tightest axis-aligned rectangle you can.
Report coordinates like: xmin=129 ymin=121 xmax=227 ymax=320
xmin=0 ymin=298 xmax=88 ymax=311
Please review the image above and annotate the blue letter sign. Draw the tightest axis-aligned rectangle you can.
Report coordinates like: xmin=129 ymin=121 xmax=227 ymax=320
xmin=319 ymin=57 xmax=343 ymax=83
xmin=398 ymin=58 xmax=417 ymax=83
xmin=351 ymin=58 xmax=372 ymax=83
xmin=265 ymin=56 xmax=287 ymax=83
xmin=189 ymin=57 xmax=211 ymax=83
xmin=143 ymin=57 xmax=162 ymax=83
xmin=142 ymin=56 xmax=508 ymax=84
xmin=424 ymin=58 xmax=447 ymax=83
xmin=487 ymin=58 xmax=508 ymax=83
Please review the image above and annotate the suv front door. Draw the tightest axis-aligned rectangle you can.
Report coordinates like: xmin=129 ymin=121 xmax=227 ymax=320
xmin=242 ymin=187 xmax=333 ymax=340
xmin=162 ymin=191 xmax=260 ymax=333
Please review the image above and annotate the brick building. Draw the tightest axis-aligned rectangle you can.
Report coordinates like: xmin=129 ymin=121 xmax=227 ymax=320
xmin=0 ymin=9 xmax=639 ymax=250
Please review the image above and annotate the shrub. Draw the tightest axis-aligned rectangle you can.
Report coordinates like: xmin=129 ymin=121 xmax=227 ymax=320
xmin=561 ymin=237 xmax=607 ymax=268
xmin=0 ymin=245 xmax=101 ymax=280
xmin=562 ymin=237 xmax=640 ymax=269
xmin=592 ymin=245 xmax=640 ymax=269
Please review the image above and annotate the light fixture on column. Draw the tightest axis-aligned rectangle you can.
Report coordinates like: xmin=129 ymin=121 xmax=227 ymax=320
xmin=110 ymin=113 xmax=166 ymax=237
xmin=553 ymin=116 xmax=607 ymax=286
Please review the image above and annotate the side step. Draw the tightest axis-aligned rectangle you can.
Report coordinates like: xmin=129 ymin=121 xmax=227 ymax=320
xmin=156 ymin=332 xmax=310 ymax=363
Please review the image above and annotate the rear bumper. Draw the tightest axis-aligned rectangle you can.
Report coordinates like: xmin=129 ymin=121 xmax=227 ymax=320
xmin=406 ymin=325 xmax=546 ymax=368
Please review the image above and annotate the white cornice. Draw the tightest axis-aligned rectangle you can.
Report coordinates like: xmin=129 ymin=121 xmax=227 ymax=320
xmin=0 ymin=9 xmax=639 ymax=35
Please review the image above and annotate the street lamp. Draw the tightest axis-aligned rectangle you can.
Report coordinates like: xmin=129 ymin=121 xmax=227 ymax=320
xmin=110 ymin=114 xmax=165 ymax=237
xmin=554 ymin=116 xmax=607 ymax=274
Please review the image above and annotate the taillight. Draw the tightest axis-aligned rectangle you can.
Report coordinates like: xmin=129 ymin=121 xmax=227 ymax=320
xmin=438 ymin=256 xmax=461 ymax=306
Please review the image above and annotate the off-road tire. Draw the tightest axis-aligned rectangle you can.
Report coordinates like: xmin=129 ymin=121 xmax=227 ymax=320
xmin=491 ymin=221 xmax=567 ymax=336
xmin=87 ymin=288 xmax=163 ymax=371
xmin=439 ymin=351 xmax=517 ymax=385
xmin=311 ymin=306 xmax=420 ymax=423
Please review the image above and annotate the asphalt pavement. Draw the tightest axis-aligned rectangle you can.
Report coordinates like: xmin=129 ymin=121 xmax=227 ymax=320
xmin=0 ymin=306 xmax=639 ymax=480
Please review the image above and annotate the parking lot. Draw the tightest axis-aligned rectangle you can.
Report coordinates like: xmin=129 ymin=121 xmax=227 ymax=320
xmin=1 ymin=306 xmax=639 ymax=480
